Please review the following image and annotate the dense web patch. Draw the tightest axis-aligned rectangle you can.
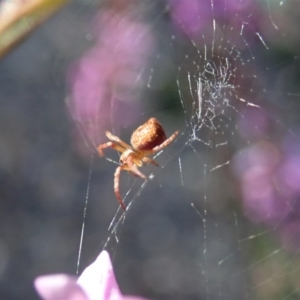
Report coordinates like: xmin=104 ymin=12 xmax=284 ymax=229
xmin=67 ymin=0 xmax=300 ymax=299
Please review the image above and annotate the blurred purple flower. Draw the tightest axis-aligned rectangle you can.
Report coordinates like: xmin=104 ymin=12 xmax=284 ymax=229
xmin=233 ymin=138 xmax=300 ymax=251
xmin=237 ymin=107 xmax=270 ymax=140
xmin=167 ymin=0 xmax=258 ymax=46
xmin=34 ymin=250 xmax=148 ymax=300
xmin=67 ymin=9 xmax=155 ymax=154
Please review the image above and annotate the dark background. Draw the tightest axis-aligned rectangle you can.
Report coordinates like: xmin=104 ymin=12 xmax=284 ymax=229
xmin=1 ymin=1 xmax=300 ymax=299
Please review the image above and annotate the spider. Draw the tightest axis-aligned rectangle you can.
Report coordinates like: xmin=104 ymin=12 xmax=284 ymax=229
xmin=97 ymin=118 xmax=179 ymax=211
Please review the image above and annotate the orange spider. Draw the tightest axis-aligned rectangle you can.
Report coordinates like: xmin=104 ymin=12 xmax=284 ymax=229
xmin=97 ymin=118 xmax=179 ymax=211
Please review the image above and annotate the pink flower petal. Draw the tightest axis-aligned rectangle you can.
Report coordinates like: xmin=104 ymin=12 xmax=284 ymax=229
xmin=34 ymin=274 xmax=88 ymax=300
xmin=35 ymin=251 xmax=148 ymax=300
xmin=77 ymin=251 xmax=123 ymax=300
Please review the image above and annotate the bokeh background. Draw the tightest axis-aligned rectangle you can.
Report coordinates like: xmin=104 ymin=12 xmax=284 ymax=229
xmin=1 ymin=0 xmax=300 ymax=299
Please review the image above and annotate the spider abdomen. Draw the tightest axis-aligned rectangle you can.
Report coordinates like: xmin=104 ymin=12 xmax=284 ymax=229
xmin=131 ymin=118 xmax=167 ymax=151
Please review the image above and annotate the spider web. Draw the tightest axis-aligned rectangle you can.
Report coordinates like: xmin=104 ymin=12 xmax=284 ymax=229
xmin=65 ymin=0 xmax=300 ymax=299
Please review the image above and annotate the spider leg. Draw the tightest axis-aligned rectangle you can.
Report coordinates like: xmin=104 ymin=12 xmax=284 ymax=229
xmin=106 ymin=131 xmax=131 ymax=149
xmin=113 ymin=157 xmax=147 ymax=211
xmin=97 ymin=142 xmax=126 ymax=157
xmin=151 ymin=130 xmax=179 ymax=153
xmin=114 ymin=165 xmax=127 ymax=211
xmin=142 ymin=157 xmax=159 ymax=167
xmin=127 ymin=156 xmax=147 ymax=180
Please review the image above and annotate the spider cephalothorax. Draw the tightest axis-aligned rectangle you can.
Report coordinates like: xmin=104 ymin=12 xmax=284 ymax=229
xmin=97 ymin=118 xmax=179 ymax=211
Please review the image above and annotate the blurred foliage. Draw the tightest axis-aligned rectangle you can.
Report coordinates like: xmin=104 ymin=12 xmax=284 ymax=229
xmin=0 ymin=0 xmax=69 ymax=58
